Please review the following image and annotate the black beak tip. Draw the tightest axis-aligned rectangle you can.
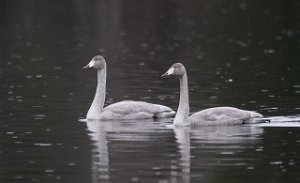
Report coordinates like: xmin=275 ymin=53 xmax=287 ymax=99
xmin=161 ymin=72 xmax=168 ymax=78
xmin=82 ymin=65 xmax=89 ymax=70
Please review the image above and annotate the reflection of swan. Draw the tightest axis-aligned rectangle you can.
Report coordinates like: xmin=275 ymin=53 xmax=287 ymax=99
xmin=83 ymin=55 xmax=175 ymax=120
xmin=84 ymin=119 xmax=263 ymax=182
xmin=86 ymin=121 xmax=110 ymax=182
xmin=171 ymin=125 xmax=263 ymax=182
xmin=85 ymin=118 xmax=169 ymax=183
xmin=173 ymin=127 xmax=191 ymax=183
xmin=162 ymin=63 xmax=263 ymax=127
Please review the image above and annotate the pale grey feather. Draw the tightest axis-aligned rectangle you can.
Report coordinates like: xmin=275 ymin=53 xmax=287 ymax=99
xmin=84 ymin=55 xmax=175 ymax=120
xmin=162 ymin=63 xmax=263 ymax=127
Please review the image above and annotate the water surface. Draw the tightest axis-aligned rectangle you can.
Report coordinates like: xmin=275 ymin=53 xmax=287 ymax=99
xmin=1 ymin=0 xmax=300 ymax=182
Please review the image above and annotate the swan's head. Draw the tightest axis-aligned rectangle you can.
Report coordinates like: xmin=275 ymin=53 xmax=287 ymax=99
xmin=83 ymin=55 xmax=106 ymax=70
xmin=161 ymin=63 xmax=186 ymax=77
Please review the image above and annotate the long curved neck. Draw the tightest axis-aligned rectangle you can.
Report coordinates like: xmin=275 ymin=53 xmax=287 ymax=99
xmin=174 ymin=70 xmax=190 ymax=126
xmin=87 ymin=64 xmax=106 ymax=118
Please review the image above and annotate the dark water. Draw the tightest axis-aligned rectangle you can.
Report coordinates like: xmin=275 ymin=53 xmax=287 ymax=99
xmin=1 ymin=0 xmax=300 ymax=182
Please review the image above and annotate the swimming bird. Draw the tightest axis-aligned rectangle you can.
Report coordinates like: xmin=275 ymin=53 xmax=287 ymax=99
xmin=83 ymin=55 xmax=175 ymax=120
xmin=161 ymin=63 xmax=263 ymax=126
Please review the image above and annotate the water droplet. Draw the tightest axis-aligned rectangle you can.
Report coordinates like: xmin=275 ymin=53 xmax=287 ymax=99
xmin=220 ymin=151 xmax=235 ymax=155
xmin=32 ymin=105 xmax=43 ymax=108
xmin=260 ymin=89 xmax=269 ymax=93
xmin=44 ymin=169 xmax=55 ymax=173
xmin=264 ymin=49 xmax=275 ymax=54
xmin=34 ymin=143 xmax=52 ymax=147
xmin=225 ymin=78 xmax=233 ymax=83
xmin=32 ymin=114 xmax=46 ymax=120
xmin=238 ymin=57 xmax=249 ymax=61
xmin=293 ymin=85 xmax=300 ymax=88
xmin=288 ymin=160 xmax=295 ymax=166
xmin=237 ymin=41 xmax=248 ymax=47
xmin=270 ymin=161 xmax=283 ymax=165
xmin=14 ymin=175 xmax=24 ymax=179
xmin=35 ymin=75 xmax=43 ymax=78
xmin=54 ymin=66 xmax=62 ymax=70
xmin=131 ymin=177 xmax=139 ymax=182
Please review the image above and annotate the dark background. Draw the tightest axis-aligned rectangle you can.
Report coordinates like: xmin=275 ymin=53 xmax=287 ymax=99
xmin=1 ymin=1 xmax=300 ymax=182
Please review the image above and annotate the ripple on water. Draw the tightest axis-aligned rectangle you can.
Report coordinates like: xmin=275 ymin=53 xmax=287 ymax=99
xmin=246 ymin=166 xmax=255 ymax=170
xmin=33 ymin=143 xmax=53 ymax=147
xmin=270 ymin=161 xmax=283 ymax=165
xmin=32 ymin=114 xmax=46 ymax=120
xmin=35 ymin=75 xmax=43 ymax=78
xmin=220 ymin=151 xmax=235 ymax=155
xmin=54 ymin=66 xmax=62 ymax=70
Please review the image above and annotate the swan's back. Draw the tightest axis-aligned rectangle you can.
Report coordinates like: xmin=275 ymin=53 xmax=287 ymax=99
xmin=100 ymin=100 xmax=175 ymax=120
xmin=188 ymin=107 xmax=263 ymax=126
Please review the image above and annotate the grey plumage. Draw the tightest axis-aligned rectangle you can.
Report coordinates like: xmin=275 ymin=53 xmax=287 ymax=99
xmin=162 ymin=63 xmax=263 ymax=126
xmin=84 ymin=55 xmax=175 ymax=120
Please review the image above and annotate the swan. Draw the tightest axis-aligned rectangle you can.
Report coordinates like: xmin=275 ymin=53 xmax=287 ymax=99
xmin=161 ymin=63 xmax=263 ymax=126
xmin=83 ymin=55 xmax=175 ymax=120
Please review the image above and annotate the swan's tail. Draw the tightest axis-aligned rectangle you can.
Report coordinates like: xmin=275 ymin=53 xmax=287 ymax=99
xmin=250 ymin=111 xmax=263 ymax=118
xmin=153 ymin=104 xmax=176 ymax=118
xmin=247 ymin=111 xmax=264 ymax=124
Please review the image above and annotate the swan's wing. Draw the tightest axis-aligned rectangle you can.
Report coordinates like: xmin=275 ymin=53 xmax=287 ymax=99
xmin=189 ymin=107 xmax=260 ymax=126
xmin=101 ymin=100 xmax=174 ymax=119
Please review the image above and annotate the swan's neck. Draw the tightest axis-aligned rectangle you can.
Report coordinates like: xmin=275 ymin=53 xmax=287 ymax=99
xmin=174 ymin=71 xmax=190 ymax=126
xmin=87 ymin=65 xmax=106 ymax=119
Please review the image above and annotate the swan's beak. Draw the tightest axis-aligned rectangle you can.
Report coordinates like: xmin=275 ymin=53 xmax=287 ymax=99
xmin=161 ymin=67 xmax=174 ymax=77
xmin=161 ymin=72 xmax=169 ymax=77
xmin=82 ymin=64 xmax=89 ymax=69
xmin=82 ymin=60 xmax=95 ymax=69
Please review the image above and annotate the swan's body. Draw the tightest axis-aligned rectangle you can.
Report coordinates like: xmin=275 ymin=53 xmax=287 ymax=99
xmin=83 ymin=55 xmax=175 ymax=120
xmin=188 ymin=107 xmax=262 ymax=126
xmin=89 ymin=100 xmax=175 ymax=120
xmin=162 ymin=63 xmax=263 ymax=126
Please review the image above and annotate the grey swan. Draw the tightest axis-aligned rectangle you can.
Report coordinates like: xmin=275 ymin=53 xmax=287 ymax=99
xmin=83 ymin=55 xmax=175 ymax=120
xmin=161 ymin=63 xmax=263 ymax=126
